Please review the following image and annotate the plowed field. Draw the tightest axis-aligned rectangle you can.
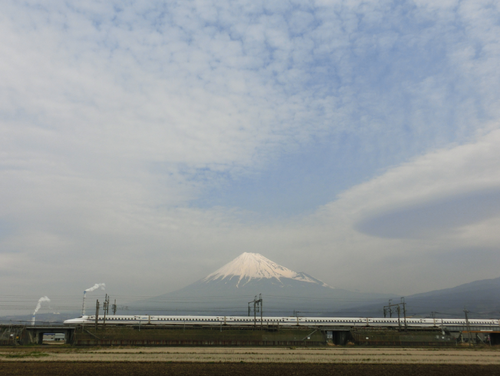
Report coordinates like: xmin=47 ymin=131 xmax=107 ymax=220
xmin=2 ymin=362 xmax=500 ymax=376
xmin=2 ymin=347 xmax=500 ymax=375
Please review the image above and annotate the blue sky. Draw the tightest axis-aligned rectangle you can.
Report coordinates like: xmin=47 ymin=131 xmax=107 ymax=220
xmin=1 ymin=0 xmax=500 ymax=315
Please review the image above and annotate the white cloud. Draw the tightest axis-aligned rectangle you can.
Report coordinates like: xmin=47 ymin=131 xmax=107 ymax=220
xmin=335 ymin=128 xmax=500 ymax=222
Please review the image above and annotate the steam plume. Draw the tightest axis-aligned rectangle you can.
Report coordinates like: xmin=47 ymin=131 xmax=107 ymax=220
xmin=82 ymin=283 xmax=106 ymax=315
xmin=85 ymin=283 xmax=105 ymax=292
xmin=32 ymin=296 xmax=50 ymax=325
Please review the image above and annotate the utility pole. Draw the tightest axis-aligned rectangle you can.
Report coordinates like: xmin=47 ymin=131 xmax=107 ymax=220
xmin=103 ymin=294 xmax=108 ymax=328
xmin=95 ymin=300 xmax=100 ymax=331
xmin=383 ymin=301 xmax=396 ymax=319
xmin=253 ymin=295 xmax=257 ymax=327
xmin=464 ymin=309 xmax=473 ymax=346
xmin=383 ymin=300 xmax=404 ymax=330
xmin=248 ymin=294 xmax=263 ymax=328
xmin=258 ymin=294 xmax=263 ymax=329
xmin=294 ymin=310 xmax=301 ymax=326
xmin=112 ymin=299 xmax=117 ymax=315
xmin=401 ymin=297 xmax=407 ymax=331
xmin=261 ymin=294 xmax=263 ymax=328
xmin=103 ymin=294 xmax=110 ymax=328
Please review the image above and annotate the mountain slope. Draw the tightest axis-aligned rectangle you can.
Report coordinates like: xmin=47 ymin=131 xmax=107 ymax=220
xmin=340 ymin=277 xmax=500 ymax=318
xmin=129 ymin=252 xmax=392 ymax=316
xmin=403 ymin=277 xmax=500 ymax=317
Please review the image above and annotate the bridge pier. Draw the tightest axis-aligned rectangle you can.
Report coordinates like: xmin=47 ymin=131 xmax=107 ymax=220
xmin=323 ymin=329 xmax=351 ymax=345
xmin=332 ymin=331 xmax=350 ymax=345
xmin=22 ymin=326 xmax=75 ymax=345
xmin=490 ymin=333 xmax=500 ymax=345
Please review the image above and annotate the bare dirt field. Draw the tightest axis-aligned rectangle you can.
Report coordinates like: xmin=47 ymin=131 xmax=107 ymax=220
xmin=2 ymin=362 xmax=500 ymax=376
xmin=2 ymin=347 xmax=500 ymax=375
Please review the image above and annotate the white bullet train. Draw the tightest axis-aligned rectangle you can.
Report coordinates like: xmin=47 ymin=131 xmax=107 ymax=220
xmin=64 ymin=315 xmax=500 ymax=328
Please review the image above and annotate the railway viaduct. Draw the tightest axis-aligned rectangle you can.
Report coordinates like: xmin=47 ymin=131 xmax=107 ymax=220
xmin=2 ymin=324 xmax=500 ymax=346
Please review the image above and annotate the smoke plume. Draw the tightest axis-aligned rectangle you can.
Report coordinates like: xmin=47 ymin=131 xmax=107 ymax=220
xmin=33 ymin=296 xmax=50 ymax=315
xmin=85 ymin=283 xmax=105 ymax=292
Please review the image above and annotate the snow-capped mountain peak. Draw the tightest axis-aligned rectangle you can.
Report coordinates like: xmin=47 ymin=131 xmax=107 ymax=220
xmin=202 ymin=252 xmax=332 ymax=288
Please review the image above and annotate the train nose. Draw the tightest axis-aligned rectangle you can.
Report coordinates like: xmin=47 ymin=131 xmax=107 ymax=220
xmin=64 ymin=318 xmax=85 ymax=325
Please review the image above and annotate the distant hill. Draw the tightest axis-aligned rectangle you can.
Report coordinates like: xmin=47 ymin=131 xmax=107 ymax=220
xmin=339 ymin=277 xmax=500 ymax=319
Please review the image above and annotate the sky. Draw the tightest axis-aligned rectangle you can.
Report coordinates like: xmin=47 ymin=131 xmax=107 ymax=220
xmin=1 ymin=0 xmax=500 ymax=316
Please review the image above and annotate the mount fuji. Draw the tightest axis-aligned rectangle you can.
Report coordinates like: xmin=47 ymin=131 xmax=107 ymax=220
xmin=202 ymin=252 xmax=332 ymax=289
xmin=129 ymin=253 xmax=393 ymax=316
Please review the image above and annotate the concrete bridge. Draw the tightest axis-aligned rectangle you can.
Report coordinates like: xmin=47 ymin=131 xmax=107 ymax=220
xmin=0 ymin=325 xmax=75 ymax=345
